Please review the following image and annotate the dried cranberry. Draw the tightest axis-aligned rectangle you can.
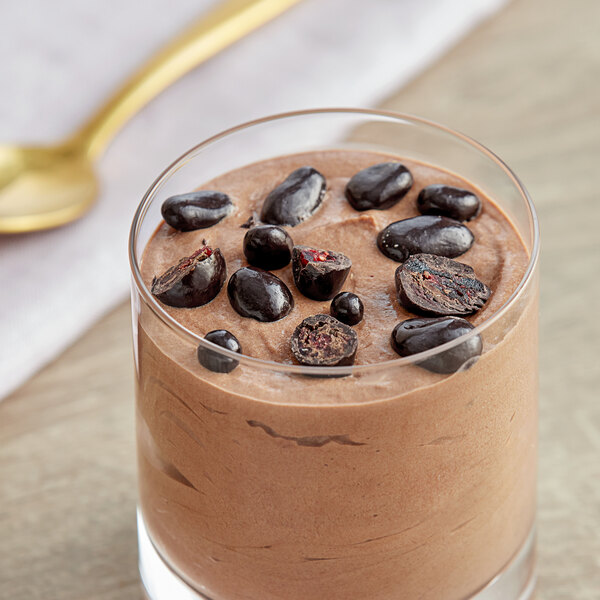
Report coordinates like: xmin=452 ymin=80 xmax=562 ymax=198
xmin=391 ymin=317 xmax=482 ymax=374
xmin=330 ymin=292 xmax=364 ymax=325
xmin=227 ymin=266 xmax=294 ymax=322
xmin=395 ymin=253 xmax=491 ymax=316
xmin=197 ymin=330 xmax=242 ymax=373
xmin=243 ymin=225 xmax=293 ymax=270
xmin=292 ymin=245 xmax=352 ymax=301
xmin=345 ymin=162 xmax=413 ymax=211
xmin=151 ymin=246 xmax=226 ymax=308
xmin=260 ymin=166 xmax=326 ymax=226
xmin=417 ymin=185 xmax=481 ymax=222
xmin=161 ymin=191 xmax=233 ymax=231
xmin=377 ymin=215 xmax=474 ymax=262
xmin=291 ymin=314 xmax=358 ymax=366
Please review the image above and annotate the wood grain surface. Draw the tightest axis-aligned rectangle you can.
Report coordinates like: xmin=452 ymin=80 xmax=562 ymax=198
xmin=1 ymin=0 xmax=599 ymax=598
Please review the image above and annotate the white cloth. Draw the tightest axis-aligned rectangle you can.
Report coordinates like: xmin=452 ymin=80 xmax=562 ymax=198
xmin=0 ymin=0 xmax=507 ymax=399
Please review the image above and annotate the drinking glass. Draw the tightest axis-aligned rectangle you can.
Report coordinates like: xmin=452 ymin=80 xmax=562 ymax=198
xmin=129 ymin=109 xmax=539 ymax=600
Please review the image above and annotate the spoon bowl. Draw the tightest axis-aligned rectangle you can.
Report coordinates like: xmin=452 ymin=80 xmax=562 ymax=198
xmin=0 ymin=142 xmax=97 ymax=233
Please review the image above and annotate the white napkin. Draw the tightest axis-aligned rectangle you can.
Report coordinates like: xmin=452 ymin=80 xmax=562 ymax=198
xmin=0 ymin=0 xmax=507 ymax=399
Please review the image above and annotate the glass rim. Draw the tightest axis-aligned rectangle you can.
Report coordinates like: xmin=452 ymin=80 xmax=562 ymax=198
xmin=128 ymin=108 xmax=540 ymax=377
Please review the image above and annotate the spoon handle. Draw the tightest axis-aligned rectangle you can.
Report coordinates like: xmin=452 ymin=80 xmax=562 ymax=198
xmin=72 ymin=0 xmax=301 ymax=159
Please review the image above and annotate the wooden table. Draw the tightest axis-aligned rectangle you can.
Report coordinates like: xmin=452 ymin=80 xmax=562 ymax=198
xmin=2 ymin=0 xmax=599 ymax=597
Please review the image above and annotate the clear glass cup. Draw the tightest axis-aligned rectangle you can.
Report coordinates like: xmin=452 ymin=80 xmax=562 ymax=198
xmin=129 ymin=109 xmax=539 ymax=600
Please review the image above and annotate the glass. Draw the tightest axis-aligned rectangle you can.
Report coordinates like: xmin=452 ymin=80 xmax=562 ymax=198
xmin=129 ymin=109 xmax=539 ymax=600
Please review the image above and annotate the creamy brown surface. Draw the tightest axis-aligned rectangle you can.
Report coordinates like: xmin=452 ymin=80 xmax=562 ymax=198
xmin=136 ymin=150 xmax=538 ymax=599
xmin=141 ymin=151 xmax=528 ymax=366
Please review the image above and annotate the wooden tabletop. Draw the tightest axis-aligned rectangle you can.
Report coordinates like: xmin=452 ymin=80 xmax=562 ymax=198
xmin=2 ymin=0 xmax=599 ymax=598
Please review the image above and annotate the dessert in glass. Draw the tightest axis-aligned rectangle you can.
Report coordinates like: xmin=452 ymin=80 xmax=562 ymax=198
xmin=129 ymin=109 xmax=539 ymax=600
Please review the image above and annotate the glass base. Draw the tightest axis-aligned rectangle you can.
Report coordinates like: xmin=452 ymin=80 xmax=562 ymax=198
xmin=138 ymin=510 xmax=536 ymax=600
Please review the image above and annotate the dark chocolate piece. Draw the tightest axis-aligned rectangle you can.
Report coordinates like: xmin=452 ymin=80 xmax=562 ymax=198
xmin=291 ymin=314 xmax=358 ymax=367
xmin=240 ymin=213 xmax=258 ymax=229
xmin=260 ymin=166 xmax=326 ymax=226
xmin=377 ymin=215 xmax=474 ymax=262
xmin=243 ymin=225 xmax=293 ymax=270
xmin=395 ymin=253 xmax=491 ymax=316
xmin=391 ymin=316 xmax=482 ymax=374
xmin=161 ymin=192 xmax=232 ymax=231
xmin=417 ymin=184 xmax=481 ymax=222
xmin=151 ymin=246 xmax=226 ymax=308
xmin=197 ymin=330 xmax=242 ymax=373
xmin=227 ymin=266 xmax=294 ymax=322
xmin=345 ymin=162 xmax=413 ymax=211
xmin=330 ymin=292 xmax=364 ymax=326
xmin=292 ymin=245 xmax=352 ymax=301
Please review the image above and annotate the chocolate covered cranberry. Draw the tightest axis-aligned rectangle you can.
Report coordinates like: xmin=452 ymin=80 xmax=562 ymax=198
xmin=151 ymin=246 xmax=226 ymax=308
xmin=395 ymin=253 xmax=491 ymax=316
xmin=260 ymin=166 xmax=326 ymax=226
xmin=291 ymin=314 xmax=358 ymax=367
xmin=417 ymin=185 xmax=481 ymax=222
xmin=345 ymin=162 xmax=413 ymax=211
xmin=197 ymin=330 xmax=242 ymax=373
xmin=378 ymin=215 xmax=474 ymax=263
xmin=243 ymin=225 xmax=293 ymax=270
xmin=391 ymin=316 xmax=482 ymax=374
xmin=161 ymin=191 xmax=233 ymax=231
xmin=292 ymin=245 xmax=352 ymax=301
xmin=227 ymin=266 xmax=294 ymax=322
xmin=330 ymin=292 xmax=364 ymax=325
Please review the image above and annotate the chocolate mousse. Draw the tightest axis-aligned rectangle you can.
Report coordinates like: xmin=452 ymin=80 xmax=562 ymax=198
xmin=136 ymin=150 xmax=537 ymax=599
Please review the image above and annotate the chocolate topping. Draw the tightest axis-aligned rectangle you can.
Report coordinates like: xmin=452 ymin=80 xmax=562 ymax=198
xmin=395 ymin=253 xmax=491 ymax=316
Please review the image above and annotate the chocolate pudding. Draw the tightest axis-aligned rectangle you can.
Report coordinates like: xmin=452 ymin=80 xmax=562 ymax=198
xmin=135 ymin=150 xmax=538 ymax=599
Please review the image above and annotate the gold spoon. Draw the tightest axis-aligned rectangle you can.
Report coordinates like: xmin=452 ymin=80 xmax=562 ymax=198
xmin=0 ymin=0 xmax=301 ymax=234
